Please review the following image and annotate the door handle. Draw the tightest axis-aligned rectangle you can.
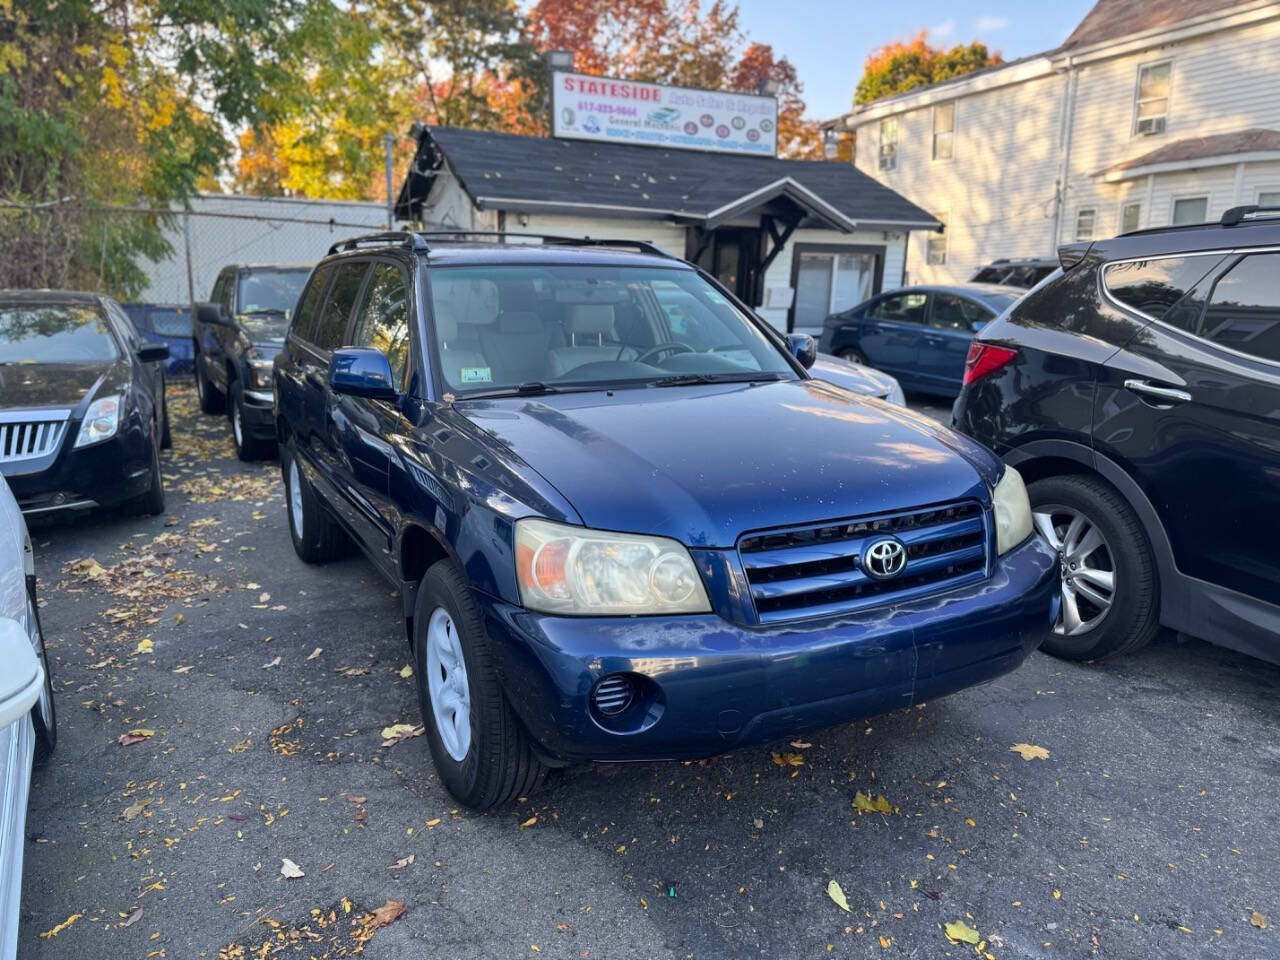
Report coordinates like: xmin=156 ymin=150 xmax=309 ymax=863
xmin=1124 ymin=379 xmax=1191 ymax=405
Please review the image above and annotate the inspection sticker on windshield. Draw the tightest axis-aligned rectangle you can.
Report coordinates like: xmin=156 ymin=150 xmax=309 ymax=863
xmin=460 ymin=366 xmax=492 ymax=384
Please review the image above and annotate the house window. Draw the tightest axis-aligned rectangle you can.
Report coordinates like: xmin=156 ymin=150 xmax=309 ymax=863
xmin=1134 ymin=61 xmax=1171 ymax=136
xmin=879 ymin=117 xmax=898 ymax=171
xmin=926 ymin=212 xmax=948 ymax=265
xmin=1074 ymin=208 xmax=1096 ymax=241
xmin=1259 ymin=189 xmax=1280 ymax=206
xmin=1121 ymin=202 xmax=1142 ymax=233
xmin=932 ymin=103 xmax=955 ymax=161
xmin=1171 ymin=196 xmax=1208 ymax=225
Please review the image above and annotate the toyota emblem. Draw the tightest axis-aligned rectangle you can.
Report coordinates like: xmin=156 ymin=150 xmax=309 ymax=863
xmin=863 ymin=538 xmax=907 ymax=580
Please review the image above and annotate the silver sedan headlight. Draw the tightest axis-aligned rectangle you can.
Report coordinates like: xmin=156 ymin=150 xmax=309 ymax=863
xmin=992 ymin=465 xmax=1033 ymax=555
xmin=515 ymin=518 xmax=711 ymax=615
xmin=884 ymin=380 xmax=906 ymax=406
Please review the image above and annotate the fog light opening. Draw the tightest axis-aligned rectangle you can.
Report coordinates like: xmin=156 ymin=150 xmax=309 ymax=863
xmin=592 ymin=675 xmax=634 ymax=717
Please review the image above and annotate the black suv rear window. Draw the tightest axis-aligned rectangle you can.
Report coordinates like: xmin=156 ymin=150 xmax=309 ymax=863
xmin=1102 ymin=256 xmax=1225 ymax=320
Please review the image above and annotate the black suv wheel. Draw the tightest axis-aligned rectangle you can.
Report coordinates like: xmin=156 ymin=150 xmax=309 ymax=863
xmin=196 ymin=355 xmax=225 ymax=414
xmin=282 ymin=439 xmax=348 ymax=563
xmin=1029 ymin=474 xmax=1159 ymax=660
xmin=230 ymin=382 xmax=275 ymax=461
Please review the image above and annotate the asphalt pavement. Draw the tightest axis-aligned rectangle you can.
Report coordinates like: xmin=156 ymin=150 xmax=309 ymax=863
xmin=18 ymin=385 xmax=1279 ymax=959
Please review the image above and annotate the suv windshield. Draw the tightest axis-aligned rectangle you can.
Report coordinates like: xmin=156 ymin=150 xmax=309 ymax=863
xmin=428 ymin=264 xmax=796 ymax=395
xmin=237 ymin=269 xmax=310 ymax=338
xmin=0 ymin=304 xmax=120 ymax=364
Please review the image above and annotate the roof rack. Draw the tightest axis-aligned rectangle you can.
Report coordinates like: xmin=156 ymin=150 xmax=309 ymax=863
xmin=1221 ymin=204 xmax=1280 ymax=226
xmin=327 ymin=230 xmax=674 ymax=259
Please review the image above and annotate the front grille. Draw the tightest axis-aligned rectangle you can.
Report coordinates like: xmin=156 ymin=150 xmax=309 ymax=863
xmin=0 ymin=414 xmax=69 ymax=464
xmin=739 ymin=501 xmax=988 ymax=624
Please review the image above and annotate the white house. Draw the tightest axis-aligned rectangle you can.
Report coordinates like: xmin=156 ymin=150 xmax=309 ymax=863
xmin=393 ymin=125 xmax=939 ymax=333
xmin=832 ymin=0 xmax=1280 ymax=284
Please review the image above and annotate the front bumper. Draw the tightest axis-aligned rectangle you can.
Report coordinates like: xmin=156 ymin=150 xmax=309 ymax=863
xmin=2 ymin=419 xmax=154 ymax=513
xmin=479 ymin=535 xmax=1058 ymax=762
xmin=239 ymin=388 xmax=276 ymax=440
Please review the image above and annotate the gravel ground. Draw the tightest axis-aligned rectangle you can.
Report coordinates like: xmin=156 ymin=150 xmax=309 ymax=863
xmin=18 ymin=385 xmax=1279 ymax=959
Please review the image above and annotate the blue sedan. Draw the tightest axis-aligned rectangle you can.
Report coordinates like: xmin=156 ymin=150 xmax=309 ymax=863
xmin=818 ymin=284 xmax=1023 ymax=398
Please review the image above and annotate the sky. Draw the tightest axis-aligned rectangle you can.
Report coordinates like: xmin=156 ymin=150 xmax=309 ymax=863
xmin=732 ymin=0 xmax=1098 ymax=120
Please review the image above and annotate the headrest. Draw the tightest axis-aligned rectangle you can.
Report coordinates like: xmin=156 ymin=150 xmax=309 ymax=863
xmin=432 ymin=275 xmax=499 ymax=331
xmin=566 ymin=304 xmax=615 ymax=337
xmin=497 ymin=310 xmax=543 ymax=334
xmin=435 ymin=308 xmax=458 ymax=342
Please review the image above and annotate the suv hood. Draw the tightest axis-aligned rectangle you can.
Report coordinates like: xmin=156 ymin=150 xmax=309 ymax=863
xmin=0 ymin=362 xmax=119 ymax=412
xmin=459 ymin=379 xmax=1000 ymax=548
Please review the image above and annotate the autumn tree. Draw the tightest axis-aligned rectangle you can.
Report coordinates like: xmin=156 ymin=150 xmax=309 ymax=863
xmin=855 ymin=31 xmax=1003 ymax=105
xmin=729 ymin=43 xmax=822 ymax=160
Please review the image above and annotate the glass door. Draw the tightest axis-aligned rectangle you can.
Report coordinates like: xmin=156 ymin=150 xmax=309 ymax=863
xmin=791 ymin=248 xmax=880 ymax=334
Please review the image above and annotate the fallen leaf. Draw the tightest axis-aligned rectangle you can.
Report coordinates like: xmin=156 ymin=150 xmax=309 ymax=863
xmin=389 ymin=854 xmax=415 ymax=869
xmin=262 ymin=656 xmax=282 ymax=669
xmin=380 ymin=723 xmax=424 ymax=746
xmin=135 ymin=638 xmax=154 ymax=655
xmin=770 ymin=751 xmax=804 ymax=767
xmin=1010 ymin=743 xmax=1050 ymax=761
xmin=280 ymin=858 xmax=304 ymax=879
xmin=520 ymin=816 xmax=538 ymax=829
xmin=1053 ymin=889 xmax=1062 ymax=900
xmin=944 ymin=920 xmax=980 ymax=945
xmin=174 ymin=613 xmax=185 ymax=625
xmin=827 ymin=880 xmax=851 ymax=912
xmin=172 ymin=665 xmax=193 ymax=674
xmin=1252 ymin=911 xmax=1268 ymax=930
xmin=347 ymin=795 xmax=367 ymax=805
xmin=120 ymin=907 xmax=142 ymax=928
xmin=39 ymin=913 xmax=82 ymax=939
xmin=371 ymin=900 xmax=405 ymax=928
xmin=853 ymin=790 xmax=896 ymax=815
xmin=790 ymin=740 xmax=812 ymax=749
xmin=398 ymin=664 xmax=413 ymax=679
xmin=122 ymin=798 xmax=153 ymax=821
xmin=306 ymin=647 xmax=322 ymax=661
xmin=71 ymin=557 xmax=107 ymax=578
xmin=118 ymin=731 xmax=153 ymax=747
xmin=879 ymin=935 xmax=891 ymax=948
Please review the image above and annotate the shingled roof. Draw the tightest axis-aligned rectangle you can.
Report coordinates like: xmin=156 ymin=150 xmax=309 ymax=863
xmin=395 ymin=126 xmax=939 ymax=231
xmin=1102 ymin=128 xmax=1280 ymax=179
xmin=1064 ymin=0 xmax=1248 ymax=48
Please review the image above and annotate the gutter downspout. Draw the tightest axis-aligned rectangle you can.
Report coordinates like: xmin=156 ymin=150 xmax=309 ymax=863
xmin=1051 ymin=57 xmax=1079 ymax=251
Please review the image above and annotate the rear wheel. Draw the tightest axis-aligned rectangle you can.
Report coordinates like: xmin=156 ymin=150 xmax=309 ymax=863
xmin=282 ymin=439 xmax=348 ymax=563
xmin=1029 ymin=474 xmax=1158 ymax=661
xmin=28 ymin=591 xmax=56 ymax=764
xmin=196 ymin=356 xmax=224 ymax=414
xmin=838 ymin=348 xmax=868 ymax=366
xmin=230 ymin=382 xmax=275 ymax=461
xmin=414 ymin=560 xmax=546 ymax=810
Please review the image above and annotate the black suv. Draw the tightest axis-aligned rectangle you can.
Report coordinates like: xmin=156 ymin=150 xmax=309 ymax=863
xmin=194 ymin=263 xmax=312 ymax=460
xmin=953 ymin=204 xmax=1280 ymax=664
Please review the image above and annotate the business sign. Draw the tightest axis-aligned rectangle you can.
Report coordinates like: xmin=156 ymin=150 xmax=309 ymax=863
xmin=551 ymin=71 xmax=778 ymax=157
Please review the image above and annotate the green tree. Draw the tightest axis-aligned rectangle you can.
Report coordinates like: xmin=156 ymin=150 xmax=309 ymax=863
xmin=854 ymin=31 xmax=1002 ymax=105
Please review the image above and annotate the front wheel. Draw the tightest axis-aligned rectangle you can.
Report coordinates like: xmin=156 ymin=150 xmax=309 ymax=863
xmin=195 ymin=356 xmax=225 ymax=414
xmin=281 ymin=439 xmax=348 ymax=563
xmin=838 ymin=347 xmax=868 ymax=366
xmin=230 ymin=382 xmax=275 ymax=462
xmin=1029 ymin=474 xmax=1158 ymax=661
xmin=413 ymin=560 xmax=546 ymax=810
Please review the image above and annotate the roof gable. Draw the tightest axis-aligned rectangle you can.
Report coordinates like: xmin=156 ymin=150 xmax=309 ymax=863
xmin=1065 ymin=0 xmax=1249 ymax=48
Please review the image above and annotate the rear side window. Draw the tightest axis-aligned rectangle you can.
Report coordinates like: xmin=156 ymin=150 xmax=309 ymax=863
xmin=1102 ymin=256 xmax=1225 ymax=320
xmin=351 ymin=263 xmax=411 ymax=387
xmin=931 ymin=294 xmax=990 ymax=330
xmin=1200 ymin=253 xmax=1280 ymax=363
xmin=312 ymin=261 xmax=368 ymax=350
xmin=870 ymin=292 xmax=927 ymax=324
xmin=291 ymin=264 xmax=334 ymax=344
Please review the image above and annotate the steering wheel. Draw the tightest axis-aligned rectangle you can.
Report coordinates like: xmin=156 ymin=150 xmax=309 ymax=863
xmin=636 ymin=342 xmax=695 ymax=364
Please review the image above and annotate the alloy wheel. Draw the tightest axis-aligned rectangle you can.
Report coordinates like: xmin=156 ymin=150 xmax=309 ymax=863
xmin=1033 ymin=505 xmax=1116 ymax=636
xmin=232 ymin=401 xmax=243 ymax=447
xmin=426 ymin=607 xmax=472 ymax=762
xmin=288 ymin=459 xmax=304 ymax=538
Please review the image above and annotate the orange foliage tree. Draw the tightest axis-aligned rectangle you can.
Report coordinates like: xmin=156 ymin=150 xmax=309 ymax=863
xmin=855 ymin=31 xmax=1003 ymax=105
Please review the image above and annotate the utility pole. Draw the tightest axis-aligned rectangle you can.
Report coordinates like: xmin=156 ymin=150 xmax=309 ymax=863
xmin=384 ymin=132 xmax=395 ymax=229
xmin=182 ymin=211 xmax=196 ymax=309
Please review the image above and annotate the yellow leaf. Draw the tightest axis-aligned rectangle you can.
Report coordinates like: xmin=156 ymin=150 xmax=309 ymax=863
xmin=827 ymin=880 xmax=850 ymax=912
xmin=944 ymin=920 xmax=980 ymax=944
xmin=306 ymin=647 xmax=322 ymax=661
xmin=127 ymin=728 xmax=155 ymax=738
xmin=426 ymin=818 xmax=441 ymax=828
xmin=1252 ymin=911 xmax=1268 ymax=930
xmin=135 ymin=638 xmax=154 ymax=654
xmin=1053 ymin=889 xmax=1062 ymax=900
xmin=965 ymin=818 xmax=976 ymax=827
xmin=771 ymin=751 xmax=804 ymax=767
xmin=519 ymin=816 xmax=537 ymax=829
xmin=1010 ymin=742 xmax=1050 ymax=761
xmin=39 ymin=913 xmax=82 ymax=939
xmin=398 ymin=664 xmax=413 ymax=679
xmin=853 ymin=790 xmax=896 ymax=815
xmin=879 ymin=935 xmax=891 ymax=948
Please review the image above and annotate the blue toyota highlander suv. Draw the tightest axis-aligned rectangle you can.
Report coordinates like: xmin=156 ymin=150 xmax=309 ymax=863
xmin=273 ymin=232 xmax=1057 ymax=809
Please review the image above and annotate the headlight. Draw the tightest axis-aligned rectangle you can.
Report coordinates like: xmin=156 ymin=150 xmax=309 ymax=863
xmin=246 ymin=348 xmax=274 ymax=390
xmin=992 ymin=465 xmax=1033 ymax=555
xmin=515 ymin=517 xmax=711 ymax=615
xmin=885 ymin=381 xmax=906 ymax=406
xmin=74 ymin=394 xmax=123 ymax=447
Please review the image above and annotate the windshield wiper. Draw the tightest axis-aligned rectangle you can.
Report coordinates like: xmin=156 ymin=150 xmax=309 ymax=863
xmin=240 ymin=308 xmax=287 ymax=316
xmin=456 ymin=381 xmax=563 ymax=400
xmin=650 ymin=371 xmax=787 ymax=388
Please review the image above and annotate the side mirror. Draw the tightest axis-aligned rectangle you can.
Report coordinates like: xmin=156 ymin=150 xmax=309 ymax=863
xmin=329 ymin=347 xmax=398 ymax=400
xmin=0 ymin=618 xmax=42 ymax=731
xmin=785 ymin=333 xmax=817 ymax=370
xmin=196 ymin=302 xmax=231 ymax=327
xmin=137 ymin=343 xmax=170 ymax=363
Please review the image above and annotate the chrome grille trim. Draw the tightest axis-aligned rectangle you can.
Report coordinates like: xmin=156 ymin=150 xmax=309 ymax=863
xmin=738 ymin=501 xmax=988 ymax=624
xmin=0 ymin=410 xmax=71 ymax=464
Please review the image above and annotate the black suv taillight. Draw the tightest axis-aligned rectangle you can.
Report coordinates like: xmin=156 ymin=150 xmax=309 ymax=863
xmin=963 ymin=343 xmax=1019 ymax=385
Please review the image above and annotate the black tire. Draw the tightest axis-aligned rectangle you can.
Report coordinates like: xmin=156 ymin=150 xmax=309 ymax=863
xmin=413 ymin=560 xmax=546 ymax=810
xmin=230 ymin=382 xmax=275 ymax=462
xmin=838 ymin=347 xmax=869 ymax=366
xmin=1029 ymin=474 xmax=1159 ymax=661
xmin=159 ymin=382 xmax=172 ymax=449
xmin=196 ymin=356 xmax=225 ymax=414
xmin=126 ymin=425 xmax=166 ymax=516
xmin=28 ymin=590 xmax=56 ymax=764
xmin=281 ymin=439 xmax=348 ymax=563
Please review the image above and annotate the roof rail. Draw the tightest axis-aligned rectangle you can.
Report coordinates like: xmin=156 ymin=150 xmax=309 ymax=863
xmin=327 ymin=232 xmax=429 ymax=256
xmin=412 ymin=231 xmax=674 ymax=259
xmin=1221 ymin=204 xmax=1280 ymax=227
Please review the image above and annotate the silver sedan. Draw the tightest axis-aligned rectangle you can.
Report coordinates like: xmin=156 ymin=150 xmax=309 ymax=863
xmin=0 ymin=477 xmax=56 ymax=960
